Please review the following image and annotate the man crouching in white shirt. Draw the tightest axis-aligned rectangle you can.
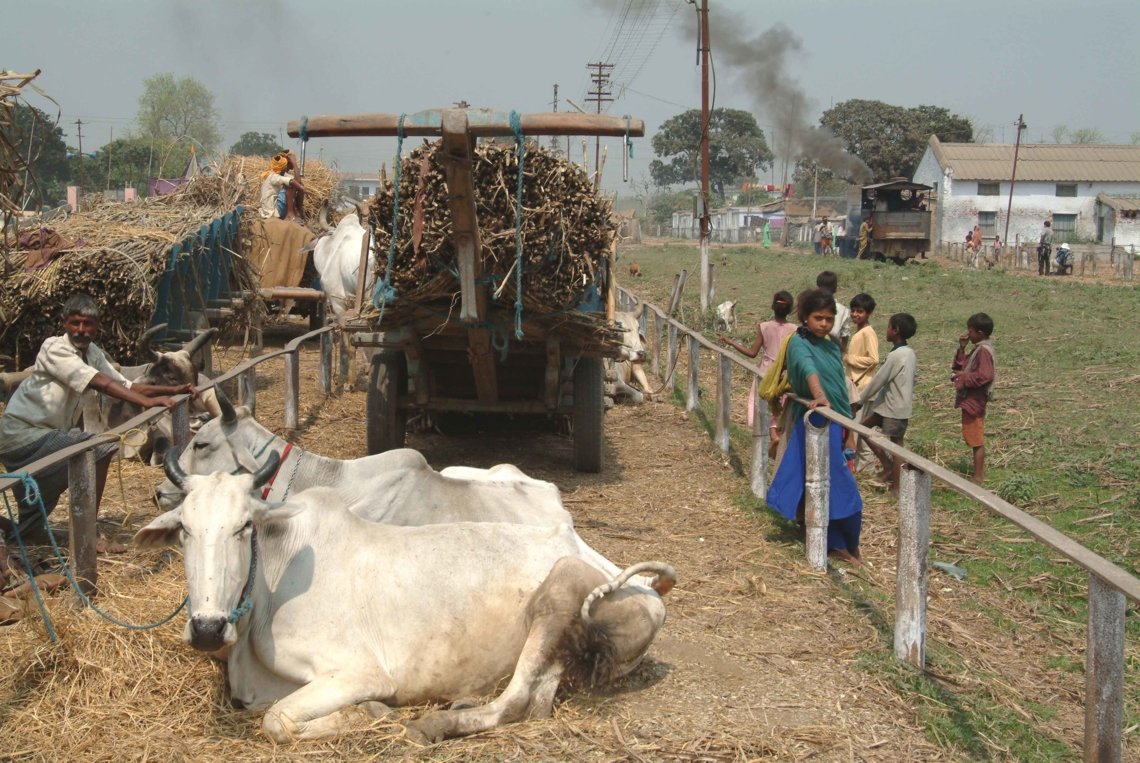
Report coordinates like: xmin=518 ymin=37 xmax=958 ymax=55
xmin=0 ymin=293 xmax=196 ymax=567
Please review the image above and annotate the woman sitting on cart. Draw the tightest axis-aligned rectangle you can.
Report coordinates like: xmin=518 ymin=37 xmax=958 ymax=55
xmin=259 ymin=151 xmax=306 ymax=222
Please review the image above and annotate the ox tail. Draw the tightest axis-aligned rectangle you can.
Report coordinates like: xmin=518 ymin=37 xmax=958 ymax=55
xmin=580 ymin=561 xmax=676 ymax=625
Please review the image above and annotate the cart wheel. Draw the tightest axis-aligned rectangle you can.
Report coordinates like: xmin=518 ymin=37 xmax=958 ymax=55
xmin=366 ymin=353 xmax=407 ymax=455
xmin=572 ymin=356 xmax=604 ymax=473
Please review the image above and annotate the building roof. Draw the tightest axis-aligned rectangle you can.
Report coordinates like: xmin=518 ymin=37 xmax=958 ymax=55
xmin=1096 ymin=194 xmax=1140 ymax=212
xmin=927 ymin=136 xmax=1140 ymax=182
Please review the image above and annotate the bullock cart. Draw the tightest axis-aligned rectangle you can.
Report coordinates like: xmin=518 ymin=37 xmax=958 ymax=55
xmin=287 ymin=109 xmax=644 ymax=471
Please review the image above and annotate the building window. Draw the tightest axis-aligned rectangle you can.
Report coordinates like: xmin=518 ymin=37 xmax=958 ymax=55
xmin=1052 ymin=213 xmax=1077 ymax=242
xmin=978 ymin=211 xmax=996 ymax=237
xmin=1055 ymin=183 xmax=1077 ymax=197
xmin=977 ymin=182 xmax=1000 ymax=196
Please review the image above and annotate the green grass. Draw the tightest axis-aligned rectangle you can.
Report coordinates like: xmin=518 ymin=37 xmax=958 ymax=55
xmin=623 ymin=241 xmax=1140 ymax=758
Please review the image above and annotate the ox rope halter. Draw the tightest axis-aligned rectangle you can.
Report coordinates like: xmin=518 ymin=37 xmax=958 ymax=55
xmin=226 ymin=528 xmax=258 ymax=624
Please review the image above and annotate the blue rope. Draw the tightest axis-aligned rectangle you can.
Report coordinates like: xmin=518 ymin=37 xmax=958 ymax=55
xmin=226 ymin=530 xmax=257 ymax=624
xmin=1 ymin=472 xmax=188 ymax=637
xmin=299 ymin=115 xmax=309 ymax=143
xmin=509 ymin=110 xmax=525 ymax=340
xmin=372 ymin=113 xmax=406 ymax=323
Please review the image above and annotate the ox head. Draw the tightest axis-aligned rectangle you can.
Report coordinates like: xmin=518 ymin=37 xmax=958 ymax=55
xmin=136 ymin=448 xmax=280 ymax=652
xmin=613 ymin=309 xmax=646 ymax=365
xmin=137 ymin=327 xmax=218 ymax=388
xmin=153 ymin=385 xmax=267 ymax=510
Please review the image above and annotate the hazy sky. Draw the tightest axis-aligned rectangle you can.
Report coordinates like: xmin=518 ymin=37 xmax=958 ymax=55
xmin=7 ymin=0 xmax=1140 ymax=194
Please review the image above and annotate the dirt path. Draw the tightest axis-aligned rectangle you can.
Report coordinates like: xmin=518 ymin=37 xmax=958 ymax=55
xmin=0 ymin=340 xmax=942 ymax=761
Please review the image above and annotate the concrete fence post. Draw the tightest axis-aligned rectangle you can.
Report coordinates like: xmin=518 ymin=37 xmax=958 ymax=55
xmin=715 ymin=353 xmax=731 ymax=452
xmin=803 ymin=413 xmax=829 ymax=571
xmin=68 ymin=450 xmax=98 ymax=601
xmin=686 ymin=338 xmax=700 ymax=412
xmin=895 ymin=464 xmax=932 ymax=668
xmin=1085 ymin=574 xmax=1125 ymax=763
xmin=750 ymin=392 xmax=769 ymax=502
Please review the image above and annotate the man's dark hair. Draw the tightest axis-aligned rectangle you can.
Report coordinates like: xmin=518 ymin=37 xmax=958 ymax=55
xmin=61 ymin=293 xmax=100 ymax=320
xmin=967 ymin=312 xmax=994 ymax=337
xmin=889 ymin=312 xmax=917 ymax=341
xmin=815 ymin=271 xmax=838 ymax=294
xmin=850 ymin=292 xmax=876 ymax=313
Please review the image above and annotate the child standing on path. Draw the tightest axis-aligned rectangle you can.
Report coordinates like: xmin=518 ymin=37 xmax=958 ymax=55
xmin=853 ymin=313 xmax=918 ymax=493
xmin=815 ymin=271 xmax=851 ymax=353
xmin=951 ymin=313 xmax=997 ymax=485
xmin=718 ymin=290 xmax=797 ymax=445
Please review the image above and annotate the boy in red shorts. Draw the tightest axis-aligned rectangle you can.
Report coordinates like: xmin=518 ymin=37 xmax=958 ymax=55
xmin=951 ymin=313 xmax=996 ymax=485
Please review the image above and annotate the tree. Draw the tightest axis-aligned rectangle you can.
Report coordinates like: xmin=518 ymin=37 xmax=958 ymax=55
xmin=136 ymin=73 xmax=220 ymax=173
xmin=649 ymin=108 xmax=774 ymax=202
xmin=818 ymin=100 xmax=973 ymax=182
xmin=1 ymin=103 xmax=70 ymax=207
xmin=85 ymin=137 xmax=160 ymax=193
xmin=230 ymin=131 xmax=283 ymax=157
xmin=1052 ymin=125 xmax=1105 ymax=144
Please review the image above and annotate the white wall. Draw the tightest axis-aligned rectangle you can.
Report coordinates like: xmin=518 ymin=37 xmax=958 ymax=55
xmin=913 ymin=147 xmax=1140 ymax=246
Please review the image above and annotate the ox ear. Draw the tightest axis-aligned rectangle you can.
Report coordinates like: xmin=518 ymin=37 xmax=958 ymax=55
xmin=252 ymin=501 xmax=303 ymax=527
xmin=134 ymin=508 xmax=183 ymax=548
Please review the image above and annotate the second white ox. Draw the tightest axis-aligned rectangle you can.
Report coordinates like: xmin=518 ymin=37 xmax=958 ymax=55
xmin=607 ymin=308 xmax=653 ymax=404
xmin=138 ymin=454 xmax=674 ymax=742
xmin=153 ymin=387 xmax=623 ymax=575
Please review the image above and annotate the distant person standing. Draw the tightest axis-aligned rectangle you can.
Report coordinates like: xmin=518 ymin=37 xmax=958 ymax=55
xmin=857 ymin=216 xmax=874 ymax=259
xmin=812 ymin=219 xmax=824 ymax=255
xmin=1037 ymin=219 xmax=1053 ymax=275
xmin=989 ymin=235 xmax=1002 ymax=269
xmin=763 ymin=220 xmax=772 ymax=249
xmin=820 ymin=218 xmax=834 ymax=255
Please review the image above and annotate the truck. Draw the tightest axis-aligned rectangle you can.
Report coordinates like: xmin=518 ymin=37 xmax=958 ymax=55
xmin=845 ymin=179 xmax=933 ymax=264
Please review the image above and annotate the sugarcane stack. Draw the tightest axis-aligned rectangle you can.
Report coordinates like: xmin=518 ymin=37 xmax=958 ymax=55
xmin=363 ymin=140 xmax=617 ymax=334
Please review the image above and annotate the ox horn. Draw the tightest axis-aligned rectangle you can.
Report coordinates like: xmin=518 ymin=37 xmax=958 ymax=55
xmin=251 ymin=450 xmax=281 ymax=490
xmin=215 ymin=384 xmax=238 ymax=424
xmin=163 ymin=447 xmax=189 ymax=490
xmin=137 ymin=322 xmax=169 ymax=356
xmin=181 ymin=327 xmax=219 ymax=359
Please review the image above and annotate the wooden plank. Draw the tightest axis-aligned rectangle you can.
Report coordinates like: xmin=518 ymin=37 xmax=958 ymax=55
xmin=171 ymin=398 xmax=191 ymax=452
xmin=288 ymin=112 xmax=645 ymax=139
xmin=803 ymin=414 xmax=829 ymax=571
xmin=606 ymin=240 xmax=616 ymax=322
xmin=666 ymin=323 xmax=679 ymax=394
xmin=895 ymin=465 xmax=932 ymax=668
xmin=686 ymin=337 xmax=700 ymax=412
xmin=68 ymin=451 xmax=98 ymax=600
xmin=258 ymin=287 xmax=325 ymax=301
xmin=715 ymin=353 xmax=731 ymax=452
xmin=319 ymin=330 xmax=333 ymax=395
xmin=544 ymin=340 xmax=560 ymax=409
xmin=284 ymin=351 xmax=299 ymax=431
xmin=652 ymin=311 xmax=663 ymax=377
xmin=354 ymin=223 xmax=371 ymax=316
xmin=750 ymin=396 xmax=768 ymax=502
xmin=1085 ymin=574 xmax=1125 ymax=763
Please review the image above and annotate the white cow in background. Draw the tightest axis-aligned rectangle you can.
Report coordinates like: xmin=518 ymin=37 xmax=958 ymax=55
xmin=715 ymin=300 xmax=738 ymax=333
xmin=607 ymin=308 xmax=653 ymax=404
xmin=307 ymin=210 xmax=376 ymax=321
xmin=138 ymin=454 xmax=675 ymax=742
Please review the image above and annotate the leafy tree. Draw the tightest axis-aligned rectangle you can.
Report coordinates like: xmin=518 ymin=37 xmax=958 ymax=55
xmin=84 ymin=137 xmax=162 ymax=193
xmin=136 ymin=73 xmax=220 ymax=173
xmin=1 ymin=103 xmax=70 ymax=207
xmin=735 ymin=187 xmax=777 ymax=206
xmin=649 ymin=108 xmax=773 ymax=202
xmin=230 ymin=131 xmax=283 ymax=157
xmin=1131 ymin=131 xmax=1140 ymax=146
xmin=819 ymin=100 xmax=973 ymax=181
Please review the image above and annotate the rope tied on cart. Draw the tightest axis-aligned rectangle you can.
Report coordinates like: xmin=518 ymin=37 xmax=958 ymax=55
xmin=372 ymin=113 xmax=407 ymax=321
xmin=1 ymin=472 xmax=188 ymax=641
xmin=509 ymin=110 xmax=526 ymax=340
xmin=624 ymin=115 xmax=633 ymax=158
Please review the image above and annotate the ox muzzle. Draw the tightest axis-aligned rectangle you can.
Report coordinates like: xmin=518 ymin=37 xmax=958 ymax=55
xmin=185 ymin=614 xmax=235 ymax=652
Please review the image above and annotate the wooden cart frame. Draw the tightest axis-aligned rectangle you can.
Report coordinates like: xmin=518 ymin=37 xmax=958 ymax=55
xmin=287 ymin=109 xmax=644 ymax=471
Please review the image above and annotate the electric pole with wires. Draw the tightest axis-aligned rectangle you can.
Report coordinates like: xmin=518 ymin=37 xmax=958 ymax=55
xmin=585 ymin=62 xmax=614 ymax=182
xmin=695 ymin=0 xmax=712 ymax=313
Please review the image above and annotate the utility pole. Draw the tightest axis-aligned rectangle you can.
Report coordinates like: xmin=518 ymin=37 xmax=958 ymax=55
xmin=585 ymin=62 xmax=614 ymax=182
xmin=74 ymin=118 xmax=85 ymax=211
xmin=1003 ymin=114 xmax=1027 ymax=249
xmin=106 ymin=127 xmax=113 ymax=190
xmin=697 ymin=0 xmax=712 ymax=313
xmin=550 ymin=84 xmax=563 ymax=157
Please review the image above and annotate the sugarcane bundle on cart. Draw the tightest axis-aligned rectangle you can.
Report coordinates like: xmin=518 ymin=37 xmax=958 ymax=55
xmin=0 ymin=165 xmax=261 ymax=368
xmin=359 ymin=139 xmax=624 ymax=354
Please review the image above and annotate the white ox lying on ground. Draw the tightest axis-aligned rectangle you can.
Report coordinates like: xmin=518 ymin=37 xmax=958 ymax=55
xmin=138 ymin=453 xmax=674 ymax=742
xmin=153 ymin=387 xmax=624 ymax=576
xmin=606 ymin=308 xmax=653 ymax=404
